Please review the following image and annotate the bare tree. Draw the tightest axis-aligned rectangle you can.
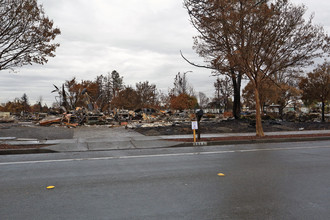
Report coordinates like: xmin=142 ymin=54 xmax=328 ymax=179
xmin=110 ymin=70 xmax=123 ymax=98
xmin=198 ymin=92 xmax=209 ymax=109
xmin=170 ymin=71 xmax=194 ymax=96
xmin=136 ymin=81 xmax=157 ymax=108
xmin=214 ymin=76 xmax=233 ymax=112
xmin=182 ymin=0 xmax=248 ymax=119
xmin=158 ymin=90 xmax=170 ymax=109
xmin=21 ymin=93 xmax=29 ymax=112
xmin=0 ymin=0 xmax=61 ymax=71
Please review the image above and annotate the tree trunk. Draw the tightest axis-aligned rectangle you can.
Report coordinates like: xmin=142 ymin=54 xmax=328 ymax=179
xmin=254 ymin=87 xmax=265 ymax=137
xmin=321 ymin=101 xmax=325 ymax=122
xmin=279 ymin=106 xmax=284 ymax=119
xmin=61 ymin=84 xmax=68 ymax=111
xmin=197 ymin=120 xmax=201 ymax=140
xmin=231 ymin=72 xmax=242 ymax=119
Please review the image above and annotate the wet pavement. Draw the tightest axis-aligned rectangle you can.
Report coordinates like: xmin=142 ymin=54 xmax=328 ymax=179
xmin=1 ymin=140 xmax=330 ymax=219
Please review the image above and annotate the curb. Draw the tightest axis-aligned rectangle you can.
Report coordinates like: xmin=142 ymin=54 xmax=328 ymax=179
xmin=173 ymin=136 xmax=330 ymax=147
xmin=0 ymin=148 xmax=56 ymax=155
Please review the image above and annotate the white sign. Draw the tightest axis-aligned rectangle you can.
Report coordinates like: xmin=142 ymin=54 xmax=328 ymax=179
xmin=191 ymin=121 xmax=198 ymax=130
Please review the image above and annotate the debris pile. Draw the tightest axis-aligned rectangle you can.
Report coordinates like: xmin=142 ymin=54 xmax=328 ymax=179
xmin=0 ymin=112 xmax=15 ymax=123
xmin=0 ymin=107 xmax=224 ymax=128
xmin=38 ymin=107 xmax=106 ymax=127
xmin=1 ymin=107 xmax=328 ymax=130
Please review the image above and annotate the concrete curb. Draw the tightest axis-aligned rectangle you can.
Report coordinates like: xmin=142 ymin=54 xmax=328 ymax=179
xmin=44 ymin=139 xmax=185 ymax=153
xmin=0 ymin=148 xmax=56 ymax=155
xmin=173 ymin=136 xmax=330 ymax=147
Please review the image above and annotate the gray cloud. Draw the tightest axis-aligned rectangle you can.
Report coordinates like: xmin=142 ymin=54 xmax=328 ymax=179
xmin=1 ymin=0 xmax=328 ymax=106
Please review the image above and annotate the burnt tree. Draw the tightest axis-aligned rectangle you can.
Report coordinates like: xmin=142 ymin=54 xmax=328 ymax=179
xmin=0 ymin=0 xmax=60 ymax=71
xmin=184 ymin=0 xmax=329 ymax=136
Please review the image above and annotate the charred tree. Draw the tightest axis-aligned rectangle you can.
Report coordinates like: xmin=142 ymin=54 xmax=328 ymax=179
xmin=184 ymin=0 xmax=329 ymax=136
xmin=0 ymin=0 xmax=60 ymax=71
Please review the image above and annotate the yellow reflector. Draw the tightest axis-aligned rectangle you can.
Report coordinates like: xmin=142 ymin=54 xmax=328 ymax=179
xmin=46 ymin=186 xmax=55 ymax=189
xmin=217 ymin=173 xmax=225 ymax=176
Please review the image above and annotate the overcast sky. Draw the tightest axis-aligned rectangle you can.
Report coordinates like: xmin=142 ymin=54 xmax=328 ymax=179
xmin=0 ymin=0 xmax=329 ymax=106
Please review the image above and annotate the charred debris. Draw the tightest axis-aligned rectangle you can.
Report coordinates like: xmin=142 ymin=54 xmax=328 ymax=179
xmin=0 ymin=106 xmax=223 ymax=129
xmin=1 ymin=86 xmax=327 ymax=129
xmin=0 ymin=85 xmax=220 ymax=128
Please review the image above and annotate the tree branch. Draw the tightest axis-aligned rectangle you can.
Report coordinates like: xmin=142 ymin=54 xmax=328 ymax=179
xmin=180 ymin=50 xmax=217 ymax=71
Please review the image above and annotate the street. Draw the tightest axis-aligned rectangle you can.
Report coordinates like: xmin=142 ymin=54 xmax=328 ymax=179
xmin=1 ymin=140 xmax=330 ymax=220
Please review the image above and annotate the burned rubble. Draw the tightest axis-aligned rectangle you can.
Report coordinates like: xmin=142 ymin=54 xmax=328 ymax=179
xmin=1 ymin=106 xmax=329 ymax=138
xmin=1 ymin=86 xmax=329 ymax=133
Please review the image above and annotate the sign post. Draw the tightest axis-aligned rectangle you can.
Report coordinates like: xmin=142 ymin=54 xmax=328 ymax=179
xmin=196 ymin=109 xmax=204 ymax=140
xmin=191 ymin=121 xmax=198 ymax=143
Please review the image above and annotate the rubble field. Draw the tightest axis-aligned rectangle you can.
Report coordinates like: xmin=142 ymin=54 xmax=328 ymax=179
xmin=0 ymin=120 xmax=329 ymax=139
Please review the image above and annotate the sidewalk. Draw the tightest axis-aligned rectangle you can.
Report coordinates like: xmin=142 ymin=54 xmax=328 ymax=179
xmin=1 ymin=127 xmax=330 ymax=154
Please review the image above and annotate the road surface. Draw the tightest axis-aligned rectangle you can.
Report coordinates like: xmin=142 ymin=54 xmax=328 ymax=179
xmin=1 ymin=140 xmax=330 ymax=219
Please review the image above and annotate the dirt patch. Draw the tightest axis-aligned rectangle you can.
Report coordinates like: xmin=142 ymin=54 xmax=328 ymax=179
xmin=164 ymin=133 xmax=330 ymax=142
xmin=0 ymin=144 xmax=52 ymax=150
xmin=134 ymin=120 xmax=330 ymax=136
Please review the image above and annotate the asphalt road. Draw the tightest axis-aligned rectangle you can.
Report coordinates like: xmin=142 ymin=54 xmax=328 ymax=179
xmin=1 ymin=140 xmax=330 ymax=220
